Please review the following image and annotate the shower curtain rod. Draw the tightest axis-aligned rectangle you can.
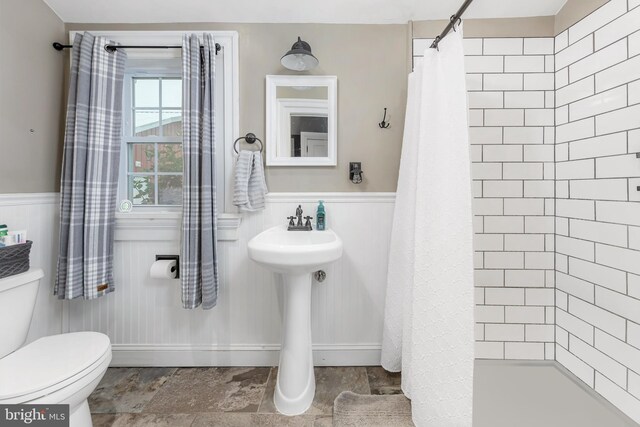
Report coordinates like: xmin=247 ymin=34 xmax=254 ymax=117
xmin=430 ymin=0 xmax=474 ymax=49
xmin=52 ymin=41 xmax=221 ymax=55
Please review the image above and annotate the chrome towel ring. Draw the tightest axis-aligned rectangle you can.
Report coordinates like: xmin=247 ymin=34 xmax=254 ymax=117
xmin=233 ymin=133 xmax=263 ymax=154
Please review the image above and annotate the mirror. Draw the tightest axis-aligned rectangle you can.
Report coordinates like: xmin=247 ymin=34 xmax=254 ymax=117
xmin=266 ymin=75 xmax=337 ymax=166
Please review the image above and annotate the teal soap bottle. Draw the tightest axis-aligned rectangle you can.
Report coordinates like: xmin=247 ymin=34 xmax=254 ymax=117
xmin=316 ymin=201 xmax=326 ymax=231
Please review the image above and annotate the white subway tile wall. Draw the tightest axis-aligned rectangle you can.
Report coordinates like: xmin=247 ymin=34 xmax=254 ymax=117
xmin=554 ymin=0 xmax=640 ymax=421
xmin=413 ymin=36 xmax=556 ymax=362
xmin=412 ymin=5 xmax=640 ymax=419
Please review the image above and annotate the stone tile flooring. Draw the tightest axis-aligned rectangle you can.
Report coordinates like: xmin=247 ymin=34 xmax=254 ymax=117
xmin=90 ymin=362 xmax=640 ymax=426
xmin=89 ymin=366 xmax=402 ymax=426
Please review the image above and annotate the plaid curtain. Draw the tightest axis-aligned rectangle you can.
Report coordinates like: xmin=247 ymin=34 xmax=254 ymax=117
xmin=181 ymin=33 xmax=219 ymax=309
xmin=55 ymin=33 xmax=127 ymax=299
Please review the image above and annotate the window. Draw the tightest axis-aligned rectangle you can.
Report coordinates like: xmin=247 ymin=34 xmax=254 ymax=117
xmin=123 ymin=75 xmax=183 ymax=207
xmin=76 ymin=31 xmax=239 ymax=215
xmin=74 ymin=31 xmax=240 ymax=239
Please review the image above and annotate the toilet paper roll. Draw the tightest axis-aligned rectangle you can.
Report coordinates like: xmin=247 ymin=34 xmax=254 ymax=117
xmin=150 ymin=259 xmax=178 ymax=279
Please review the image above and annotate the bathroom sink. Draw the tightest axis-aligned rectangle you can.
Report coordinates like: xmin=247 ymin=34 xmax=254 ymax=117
xmin=248 ymin=225 xmax=343 ymax=274
xmin=247 ymin=224 xmax=343 ymax=416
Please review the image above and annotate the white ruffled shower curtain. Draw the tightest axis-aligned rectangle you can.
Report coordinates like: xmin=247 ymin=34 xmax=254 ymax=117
xmin=381 ymin=24 xmax=475 ymax=426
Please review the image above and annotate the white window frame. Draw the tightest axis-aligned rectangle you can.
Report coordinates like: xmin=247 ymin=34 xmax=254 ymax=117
xmin=69 ymin=30 xmax=240 ymax=215
xmin=122 ymin=72 xmax=183 ymax=207
xmin=68 ymin=31 xmax=242 ymax=240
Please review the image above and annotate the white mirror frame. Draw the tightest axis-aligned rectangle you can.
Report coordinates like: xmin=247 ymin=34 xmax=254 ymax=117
xmin=266 ymin=75 xmax=337 ymax=166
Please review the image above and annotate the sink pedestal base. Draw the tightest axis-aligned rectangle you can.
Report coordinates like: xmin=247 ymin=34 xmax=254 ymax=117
xmin=274 ymin=272 xmax=316 ymax=416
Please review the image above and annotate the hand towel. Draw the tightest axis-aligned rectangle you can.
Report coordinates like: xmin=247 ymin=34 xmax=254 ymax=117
xmin=233 ymin=150 xmax=268 ymax=212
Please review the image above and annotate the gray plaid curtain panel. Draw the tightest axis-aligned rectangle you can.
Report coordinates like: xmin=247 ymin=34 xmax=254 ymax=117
xmin=180 ymin=33 xmax=220 ymax=310
xmin=55 ymin=32 xmax=127 ymax=300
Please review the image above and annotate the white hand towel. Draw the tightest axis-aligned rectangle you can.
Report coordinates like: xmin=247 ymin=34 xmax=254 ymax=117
xmin=233 ymin=150 xmax=268 ymax=212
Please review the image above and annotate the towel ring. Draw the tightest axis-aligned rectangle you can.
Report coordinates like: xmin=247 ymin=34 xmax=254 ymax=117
xmin=233 ymin=133 xmax=263 ymax=154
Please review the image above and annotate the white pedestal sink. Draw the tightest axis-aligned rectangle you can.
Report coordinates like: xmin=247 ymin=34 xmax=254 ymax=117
xmin=248 ymin=225 xmax=343 ymax=415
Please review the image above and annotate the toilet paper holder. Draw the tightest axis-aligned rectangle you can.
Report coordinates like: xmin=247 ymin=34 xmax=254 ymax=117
xmin=156 ymin=255 xmax=179 ymax=278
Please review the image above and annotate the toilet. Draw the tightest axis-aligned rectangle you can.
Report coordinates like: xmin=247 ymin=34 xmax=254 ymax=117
xmin=0 ymin=269 xmax=111 ymax=427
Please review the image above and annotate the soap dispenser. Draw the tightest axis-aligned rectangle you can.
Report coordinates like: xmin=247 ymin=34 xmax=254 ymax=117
xmin=316 ymin=201 xmax=326 ymax=231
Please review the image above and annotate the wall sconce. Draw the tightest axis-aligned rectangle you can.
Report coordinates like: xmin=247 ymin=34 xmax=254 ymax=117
xmin=281 ymin=36 xmax=319 ymax=71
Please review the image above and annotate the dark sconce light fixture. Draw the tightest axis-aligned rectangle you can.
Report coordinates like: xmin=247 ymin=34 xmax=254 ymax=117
xmin=350 ymin=162 xmax=363 ymax=184
xmin=281 ymin=36 xmax=319 ymax=71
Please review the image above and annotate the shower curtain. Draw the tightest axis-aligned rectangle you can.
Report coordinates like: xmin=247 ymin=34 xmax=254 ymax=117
xmin=180 ymin=34 xmax=219 ymax=309
xmin=381 ymin=24 xmax=475 ymax=426
xmin=55 ymin=32 xmax=126 ymax=300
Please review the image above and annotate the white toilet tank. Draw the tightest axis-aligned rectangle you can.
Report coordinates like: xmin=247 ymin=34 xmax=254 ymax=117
xmin=0 ymin=268 xmax=44 ymax=358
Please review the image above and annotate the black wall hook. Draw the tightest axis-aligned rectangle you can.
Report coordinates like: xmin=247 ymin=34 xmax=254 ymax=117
xmin=379 ymin=108 xmax=391 ymax=129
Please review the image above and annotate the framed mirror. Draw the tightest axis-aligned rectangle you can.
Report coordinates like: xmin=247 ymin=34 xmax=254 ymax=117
xmin=266 ymin=75 xmax=337 ymax=166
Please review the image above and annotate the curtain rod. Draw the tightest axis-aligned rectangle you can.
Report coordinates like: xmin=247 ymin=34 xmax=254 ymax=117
xmin=430 ymin=0 xmax=474 ymax=49
xmin=52 ymin=41 xmax=221 ymax=55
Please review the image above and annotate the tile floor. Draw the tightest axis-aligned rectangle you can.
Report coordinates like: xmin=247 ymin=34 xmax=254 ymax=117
xmin=89 ymin=366 xmax=401 ymax=426
xmin=90 ymin=362 xmax=639 ymax=427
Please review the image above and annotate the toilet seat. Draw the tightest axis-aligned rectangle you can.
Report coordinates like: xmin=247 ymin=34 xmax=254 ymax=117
xmin=0 ymin=332 xmax=111 ymax=403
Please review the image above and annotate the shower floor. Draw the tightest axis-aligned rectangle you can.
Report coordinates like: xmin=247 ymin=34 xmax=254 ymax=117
xmin=474 ymin=360 xmax=638 ymax=427
xmin=88 ymin=361 xmax=638 ymax=426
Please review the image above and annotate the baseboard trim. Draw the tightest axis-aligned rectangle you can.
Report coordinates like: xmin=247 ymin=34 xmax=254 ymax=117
xmin=110 ymin=344 xmax=382 ymax=367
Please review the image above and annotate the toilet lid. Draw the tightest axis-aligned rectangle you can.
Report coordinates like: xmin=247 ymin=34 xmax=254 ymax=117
xmin=0 ymin=332 xmax=111 ymax=401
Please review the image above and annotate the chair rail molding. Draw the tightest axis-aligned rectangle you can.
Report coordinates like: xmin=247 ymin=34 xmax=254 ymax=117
xmin=0 ymin=193 xmax=59 ymax=205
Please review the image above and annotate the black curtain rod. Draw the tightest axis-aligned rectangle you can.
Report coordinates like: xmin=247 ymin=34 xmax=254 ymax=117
xmin=52 ymin=41 xmax=221 ymax=55
xmin=430 ymin=0 xmax=474 ymax=49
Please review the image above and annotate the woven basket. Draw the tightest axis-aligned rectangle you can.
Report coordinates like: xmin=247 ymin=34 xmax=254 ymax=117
xmin=0 ymin=240 xmax=33 ymax=279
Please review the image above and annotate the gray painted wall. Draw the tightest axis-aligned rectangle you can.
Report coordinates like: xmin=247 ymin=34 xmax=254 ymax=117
xmin=0 ymin=0 xmax=65 ymax=193
xmin=67 ymin=22 xmax=410 ymax=192
xmin=555 ymin=0 xmax=609 ymax=33
xmin=412 ymin=1 xmax=609 ymax=39
xmin=2 ymin=1 xmax=608 ymax=194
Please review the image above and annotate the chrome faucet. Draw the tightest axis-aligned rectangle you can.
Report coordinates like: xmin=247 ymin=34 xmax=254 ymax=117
xmin=288 ymin=205 xmax=313 ymax=231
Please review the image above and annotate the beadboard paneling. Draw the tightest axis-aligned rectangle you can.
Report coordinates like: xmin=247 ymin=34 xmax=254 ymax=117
xmin=0 ymin=193 xmax=62 ymax=343
xmin=65 ymin=193 xmax=395 ymax=366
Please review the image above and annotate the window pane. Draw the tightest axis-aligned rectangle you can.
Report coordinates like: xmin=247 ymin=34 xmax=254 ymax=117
xmin=158 ymin=175 xmax=182 ymax=205
xmin=134 ymin=110 xmax=160 ymax=136
xmin=129 ymin=175 xmax=155 ymax=205
xmin=158 ymin=144 xmax=183 ymax=172
xmin=162 ymin=79 xmax=181 ymax=108
xmin=161 ymin=110 xmax=182 ymax=136
xmin=128 ymin=143 xmax=155 ymax=172
xmin=134 ymin=79 xmax=159 ymax=108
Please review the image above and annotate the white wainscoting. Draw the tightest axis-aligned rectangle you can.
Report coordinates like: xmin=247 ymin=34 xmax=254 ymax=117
xmin=0 ymin=193 xmax=63 ymax=342
xmin=65 ymin=193 xmax=396 ymax=367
